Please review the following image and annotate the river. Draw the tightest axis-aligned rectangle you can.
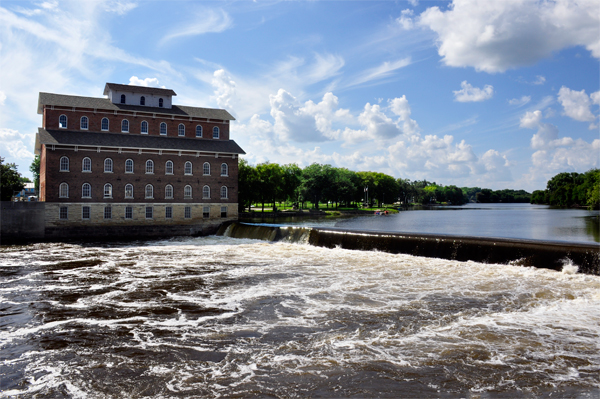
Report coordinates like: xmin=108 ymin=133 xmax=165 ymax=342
xmin=1 ymin=233 xmax=599 ymax=398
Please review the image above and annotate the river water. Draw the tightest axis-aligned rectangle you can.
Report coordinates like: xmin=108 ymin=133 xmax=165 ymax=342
xmin=1 ymin=235 xmax=599 ymax=398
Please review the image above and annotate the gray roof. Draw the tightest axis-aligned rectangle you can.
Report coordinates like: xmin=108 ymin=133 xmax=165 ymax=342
xmin=38 ymin=92 xmax=235 ymax=121
xmin=103 ymin=83 xmax=177 ymax=97
xmin=36 ymin=128 xmax=245 ymax=155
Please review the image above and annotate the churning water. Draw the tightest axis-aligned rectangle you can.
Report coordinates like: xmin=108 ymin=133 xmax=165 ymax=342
xmin=1 ymin=236 xmax=599 ymax=398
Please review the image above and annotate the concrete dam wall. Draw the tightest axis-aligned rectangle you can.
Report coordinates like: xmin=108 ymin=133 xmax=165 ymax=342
xmin=218 ymin=222 xmax=600 ymax=275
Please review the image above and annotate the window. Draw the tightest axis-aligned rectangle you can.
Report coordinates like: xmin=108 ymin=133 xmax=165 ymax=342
xmin=203 ymin=206 xmax=209 ymax=218
xmin=184 ymin=161 xmax=192 ymax=175
xmin=165 ymin=160 xmax=173 ymax=175
xmin=82 ymin=157 xmax=92 ymax=172
xmin=60 ymin=206 xmax=68 ymax=220
xmin=184 ymin=185 xmax=192 ymax=199
xmin=59 ymin=182 xmax=69 ymax=198
xmin=125 ymin=184 xmax=133 ymax=199
xmin=140 ymin=96 xmax=145 ymax=106
xmin=184 ymin=206 xmax=191 ymax=219
xmin=125 ymin=159 xmax=134 ymax=173
xmin=146 ymin=206 xmax=153 ymax=219
xmin=203 ymin=185 xmax=210 ymax=199
xmin=104 ymin=206 xmax=112 ymax=219
xmin=104 ymin=158 xmax=113 ymax=173
xmin=145 ymin=160 xmax=154 ymax=174
xmin=159 ymin=98 xmax=163 ymax=108
xmin=221 ymin=163 xmax=228 ymax=176
xmin=82 ymin=183 xmax=91 ymax=198
xmin=221 ymin=186 xmax=228 ymax=199
xmin=104 ymin=183 xmax=112 ymax=198
xmin=141 ymin=121 xmax=148 ymax=134
xmin=101 ymin=117 xmax=109 ymax=131
xmin=80 ymin=116 xmax=88 ymax=130
xmin=221 ymin=206 xmax=227 ymax=218
xmin=203 ymin=162 xmax=210 ymax=176
xmin=196 ymin=125 xmax=202 ymax=137
xmin=165 ymin=206 xmax=173 ymax=219
xmin=121 ymin=119 xmax=129 ymax=133
xmin=82 ymin=206 xmax=90 ymax=220
xmin=120 ymin=94 xmax=126 ymax=104
xmin=178 ymin=124 xmax=185 ymax=136
xmin=59 ymin=114 xmax=67 ymax=129
xmin=160 ymin=122 xmax=167 ymax=135
xmin=165 ymin=184 xmax=173 ymax=199
xmin=145 ymin=184 xmax=154 ymax=199
xmin=212 ymin=126 xmax=220 ymax=139
xmin=125 ymin=206 xmax=133 ymax=219
xmin=60 ymin=156 xmax=69 ymax=172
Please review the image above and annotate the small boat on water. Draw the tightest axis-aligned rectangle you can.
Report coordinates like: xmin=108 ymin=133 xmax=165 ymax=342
xmin=374 ymin=210 xmax=389 ymax=216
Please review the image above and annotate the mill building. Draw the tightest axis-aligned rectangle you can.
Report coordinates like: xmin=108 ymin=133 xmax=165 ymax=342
xmin=34 ymin=83 xmax=245 ymax=239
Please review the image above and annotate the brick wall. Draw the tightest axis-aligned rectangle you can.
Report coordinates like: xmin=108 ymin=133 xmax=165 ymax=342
xmin=43 ymin=146 xmax=238 ymax=204
xmin=44 ymin=108 xmax=230 ymax=140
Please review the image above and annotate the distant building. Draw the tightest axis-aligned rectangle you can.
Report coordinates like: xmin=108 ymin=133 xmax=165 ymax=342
xmin=34 ymin=83 xmax=245 ymax=238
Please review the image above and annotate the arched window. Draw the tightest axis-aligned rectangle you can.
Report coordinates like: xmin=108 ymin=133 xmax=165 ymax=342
xmin=120 ymin=94 xmax=126 ymax=104
xmin=221 ymin=186 xmax=228 ymax=199
xmin=165 ymin=160 xmax=173 ymax=174
xmin=140 ymin=96 xmax=145 ymax=106
xmin=103 ymin=183 xmax=112 ymax=198
xmin=159 ymin=98 xmax=163 ymax=108
xmin=82 ymin=157 xmax=91 ymax=172
xmin=59 ymin=114 xmax=67 ymax=128
xmin=59 ymin=156 xmax=69 ymax=172
xmin=59 ymin=182 xmax=69 ymax=198
xmin=202 ymin=185 xmax=210 ymax=199
xmin=121 ymin=119 xmax=129 ymax=133
xmin=104 ymin=158 xmax=113 ymax=173
xmin=141 ymin=121 xmax=148 ymax=134
xmin=160 ymin=122 xmax=167 ymax=135
xmin=82 ymin=183 xmax=91 ymax=198
xmin=221 ymin=163 xmax=228 ymax=176
xmin=184 ymin=185 xmax=192 ymax=199
xmin=203 ymin=162 xmax=210 ymax=175
xmin=184 ymin=161 xmax=192 ymax=175
xmin=178 ymin=124 xmax=185 ymax=136
xmin=125 ymin=159 xmax=134 ymax=173
xmin=101 ymin=117 xmax=109 ymax=131
xmin=165 ymin=184 xmax=173 ymax=199
xmin=212 ymin=126 xmax=220 ymax=139
xmin=145 ymin=160 xmax=154 ymax=174
xmin=80 ymin=116 xmax=89 ymax=130
xmin=125 ymin=184 xmax=133 ymax=199
xmin=196 ymin=125 xmax=202 ymax=137
xmin=145 ymin=184 xmax=153 ymax=199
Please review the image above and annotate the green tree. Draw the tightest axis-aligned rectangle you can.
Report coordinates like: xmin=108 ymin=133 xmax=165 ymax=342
xmin=281 ymin=163 xmax=303 ymax=207
xmin=238 ymin=158 xmax=260 ymax=212
xmin=1 ymin=157 xmax=25 ymax=201
xmin=256 ymin=162 xmax=284 ymax=211
xmin=30 ymin=155 xmax=40 ymax=192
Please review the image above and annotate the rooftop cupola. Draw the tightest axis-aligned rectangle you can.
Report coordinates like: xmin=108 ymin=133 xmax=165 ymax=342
xmin=103 ymin=83 xmax=177 ymax=109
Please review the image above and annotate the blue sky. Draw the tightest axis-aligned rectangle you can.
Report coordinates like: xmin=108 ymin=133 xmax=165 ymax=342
xmin=1 ymin=0 xmax=598 ymax=191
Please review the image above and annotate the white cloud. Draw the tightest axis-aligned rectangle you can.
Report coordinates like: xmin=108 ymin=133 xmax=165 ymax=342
xmin=591 ymin=91 xmax=600 ymax=105
xmin=211 ymin=69 xmax=237 ymax=110
xmin=418 ymin=0 xmax=600 ymax=73
xmin=389 ymin=95 xmax=419 ymax=135
xmin=129 ymin=76 xmax=163 ymax=88
xmin=0 ymin=128 xmax=35 ymax=160
xmin=557 ymin=86 xmax=596 ymax=123
xmin=519 ymin=110 xmax=543 ymax=129
xmin=349 ymin=57 xmax=411 ymax=87
xmin=453 ymin=81 xmax=493 ymax=102
xmin=104 ymin=1 xmax=137 ymax=15
xmin=508 ymin=95 xmax=531 ymax=107
xmin=397 ymin=9 xmax=414 ymax=30
xmin=0 ymin=91 xmax=6 ymax=106
xmin=159 ymin=8 xmax=232 ymax=45
xmin=532 ymin=75 xmax=546 ymax=85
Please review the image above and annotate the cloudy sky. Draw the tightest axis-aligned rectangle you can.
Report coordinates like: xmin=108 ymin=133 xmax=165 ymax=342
xmin=1 ymin=0 xmax=599 ymax=191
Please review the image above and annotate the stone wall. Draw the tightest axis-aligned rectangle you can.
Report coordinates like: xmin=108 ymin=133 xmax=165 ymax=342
xmin=1 ymin=201 xmax=46 ymax=244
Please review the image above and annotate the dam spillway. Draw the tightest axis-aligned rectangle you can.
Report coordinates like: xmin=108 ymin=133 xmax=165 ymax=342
xmin=218 ymin=222 xmax=600 ymax=275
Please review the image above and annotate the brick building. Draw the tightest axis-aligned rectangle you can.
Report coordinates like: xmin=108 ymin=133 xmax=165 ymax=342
xmin=34 ymin=83 xmax=245 ymax=239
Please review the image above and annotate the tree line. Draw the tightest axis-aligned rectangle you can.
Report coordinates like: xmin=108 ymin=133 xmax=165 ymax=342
xmin=238 ymin=160 xmax=534 ymax=211
xmin=530 ymin=169 xmax=599 ymax=209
